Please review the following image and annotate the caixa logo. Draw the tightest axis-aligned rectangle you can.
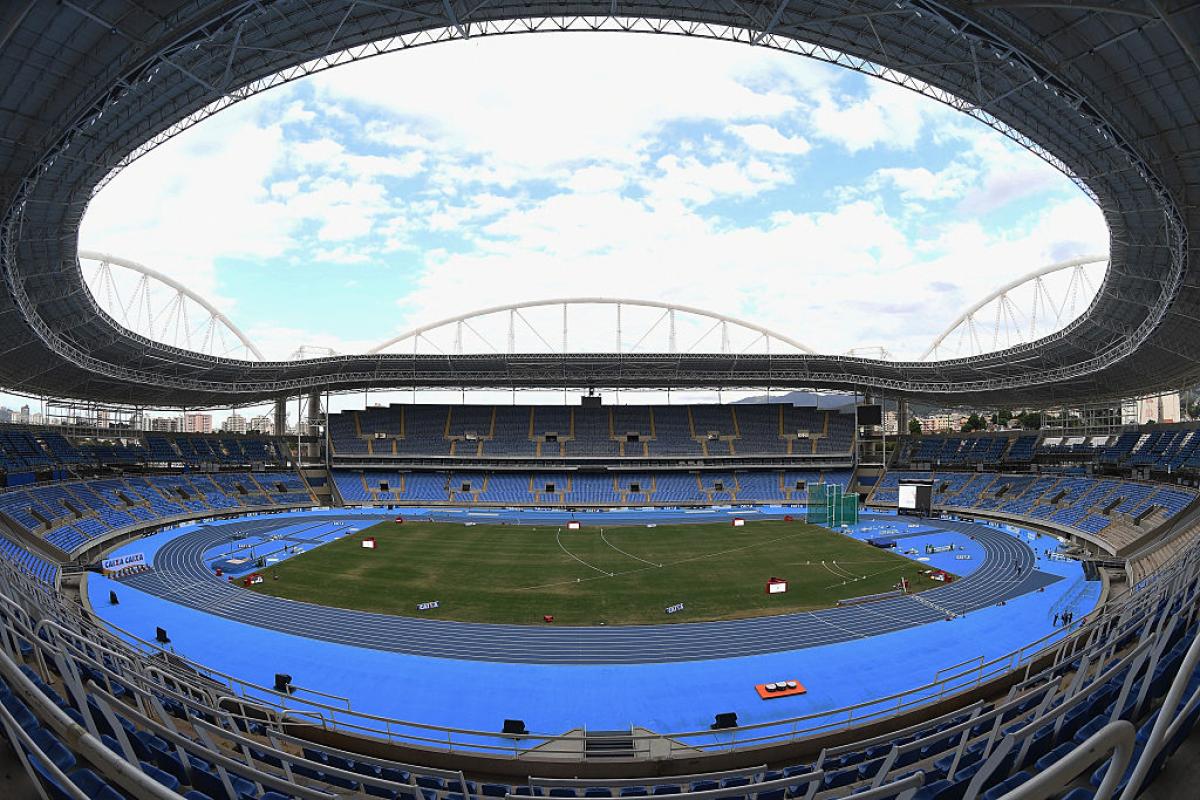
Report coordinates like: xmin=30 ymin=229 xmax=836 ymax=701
xmin=101 ymin=552 xmax=146 ymax=572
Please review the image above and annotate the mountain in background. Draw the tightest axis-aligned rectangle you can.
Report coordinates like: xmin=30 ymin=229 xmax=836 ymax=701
xmin=735 ymin=391 xmax=948 ymax=417
xmin=733 ymin=391 xmax=857 ymax=410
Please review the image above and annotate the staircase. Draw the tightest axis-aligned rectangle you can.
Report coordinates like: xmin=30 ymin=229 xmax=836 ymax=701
xmin=584 ymin=729 xmax=636 ymax=759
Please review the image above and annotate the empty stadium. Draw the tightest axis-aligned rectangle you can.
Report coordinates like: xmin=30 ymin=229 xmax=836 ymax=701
xmin=0 ymin=3 xmax=1199 ymax=800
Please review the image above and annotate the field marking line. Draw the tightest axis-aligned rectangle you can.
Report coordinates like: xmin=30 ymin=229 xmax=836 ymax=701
xmin=514 ymin=562 xmax=660 ymax=591
xmin=599 ymin=528 xmax=662 ymax=568
xmin=829 ymin=560 xmax=868 ymax=580
xmin=821 ymin=561 xmax=860 ymax=582
xmin=555 ymin=528 xmax=613 ymax=577
xmin=822 ymin=562 xmax=910 ymax=590
xmin=663 ymin=530 xmax=812 ymax=567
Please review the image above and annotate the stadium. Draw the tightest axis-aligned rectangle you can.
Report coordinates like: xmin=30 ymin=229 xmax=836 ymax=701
xmin=0 ymin=2 xmax=1198 ymax=800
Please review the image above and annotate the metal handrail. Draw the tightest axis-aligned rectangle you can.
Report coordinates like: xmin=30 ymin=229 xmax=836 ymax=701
xmin=998 ymin=720 xmax=1135 ymax=800
xmin=1119 ymin=626 xmax=1200 ymax=799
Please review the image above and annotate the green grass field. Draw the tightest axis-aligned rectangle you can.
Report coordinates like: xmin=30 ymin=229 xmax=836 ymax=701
xmin=247 ymin=519 xmax=947 ymax=625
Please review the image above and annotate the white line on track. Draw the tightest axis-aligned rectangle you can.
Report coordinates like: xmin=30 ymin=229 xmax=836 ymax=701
xmin=555 ymin=528 xmax=613 ymax=576
xmin=599 ymin=528 xmax=662 ymax=568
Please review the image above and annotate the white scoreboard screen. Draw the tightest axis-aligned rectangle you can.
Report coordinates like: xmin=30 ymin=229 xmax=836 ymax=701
xmin=898 ymin=481 xmax=933 ymax=515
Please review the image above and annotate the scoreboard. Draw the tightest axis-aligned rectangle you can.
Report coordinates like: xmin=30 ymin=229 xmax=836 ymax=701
xmin=898 ymin=480 xmax=934 ymax=516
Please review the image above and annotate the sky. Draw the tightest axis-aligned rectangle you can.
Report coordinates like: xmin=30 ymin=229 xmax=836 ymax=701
xmin=65 ymin=32 xmax=1110 ymax=415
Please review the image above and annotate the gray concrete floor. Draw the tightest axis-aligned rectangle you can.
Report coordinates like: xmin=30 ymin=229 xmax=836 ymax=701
xmin=1142 ymin=724 xmax=1200 ymax=800
xmin=0 ymin=738 xmax=39 ymax=798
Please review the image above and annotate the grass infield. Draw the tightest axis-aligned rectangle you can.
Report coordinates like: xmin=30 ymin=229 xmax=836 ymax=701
xmin=247 ymin=519 xmax=950 ymax=625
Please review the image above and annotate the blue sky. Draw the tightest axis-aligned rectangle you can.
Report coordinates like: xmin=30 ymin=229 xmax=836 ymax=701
xmin=77 ymin=32 xmax=1107 ymax=389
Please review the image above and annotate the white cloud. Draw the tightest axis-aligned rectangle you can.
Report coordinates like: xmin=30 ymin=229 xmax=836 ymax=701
xmin=645 ymin=154 xmax=789 ymax=208
xmin=870 ymin=165 xmax=971 ymax=202
xmin=309 ymin=34 xmax=812 ymax=174
xmin=808 ymin=79 xmax=939 ymax=152
xmin=728 ymin=124 xmax=812 ymax=155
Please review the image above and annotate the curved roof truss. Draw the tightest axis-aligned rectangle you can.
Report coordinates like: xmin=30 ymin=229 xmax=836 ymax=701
xmin=921 ymin=255 xmax=1108 ymax=361
xmin=369 ymin=298 xmax=817 ymax=356
xmin=79 ymin=251 xmax=264 ymax=361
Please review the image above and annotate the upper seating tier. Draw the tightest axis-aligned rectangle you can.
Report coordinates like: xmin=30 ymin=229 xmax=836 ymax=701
xmin=330 ymin=404 xmax=857 ymax=461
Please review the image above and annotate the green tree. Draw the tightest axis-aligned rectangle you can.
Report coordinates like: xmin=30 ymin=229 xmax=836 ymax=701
xmin=908 ymin=418 xmax=923 ymax=436
xmin=1017 ymin=411 xmax=1043 ymax=430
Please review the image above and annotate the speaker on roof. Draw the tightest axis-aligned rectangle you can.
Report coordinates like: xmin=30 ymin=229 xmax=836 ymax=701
xmin=502 ymin=719 xmax=528 ymax=735
xmin=155 ymin=626 xmax=169 ymax=644
xmin=856 ymin=404 xmax=883 ymax=426
xmin=108 ymin=590 xmax=119 ymax=605
xmin=274 ymin=673 xmax=294 ymax=694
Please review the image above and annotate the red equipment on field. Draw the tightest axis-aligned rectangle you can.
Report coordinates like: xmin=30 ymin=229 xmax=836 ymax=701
xmin=755 ymin=680 xmax=807 ymax=699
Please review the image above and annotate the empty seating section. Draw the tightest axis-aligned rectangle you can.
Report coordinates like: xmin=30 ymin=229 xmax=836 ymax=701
xmin=902 ymin=427 xmax=1200 ymax=476
xmin=140 ymin=433 xmax=284 ymax=466
xmin=333 ymin=469 xmax=851 ymax=506
xmin=0 ymin=532 xmax=55 ymax=584
xmin=0 ymin=424 xmax=293 ymax=478
xmin=0 ymin=472 xmax=313 ymax=555
xmin=871 ymin=470 xmax=1197 ymax=553
xmin=328 ymin=404 xmax=857 ymax=460
xmin=1101 ymin=432 xmax=1146 ymax=465
xmin=1003 ymin=434 xmax=1038 ymax=463
xmin=906 ymin=435 xmax=1011 ymax=466
xmin=647 ymin=407 xmax=695 ymax=456
xmin=489 ymin=407 xmax=536 ymax=457
xmin=0 ymin=428 xmax=55 ymax=472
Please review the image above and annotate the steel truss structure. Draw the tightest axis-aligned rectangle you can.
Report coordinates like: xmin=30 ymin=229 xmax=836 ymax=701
xmin=368 ymin=298 xmax=818 ymax=356
xmin=0 ymin=1 xmax=1196 ymax=408
xmin=921 ymin=255 xmax=1108 ymax=361
xmin=79 ymin=251 xmax=263 ymax=361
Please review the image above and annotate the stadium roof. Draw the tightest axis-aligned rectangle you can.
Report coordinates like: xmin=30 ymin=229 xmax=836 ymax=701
xmin=0 ymin=1 xmax=1197 ymax=408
